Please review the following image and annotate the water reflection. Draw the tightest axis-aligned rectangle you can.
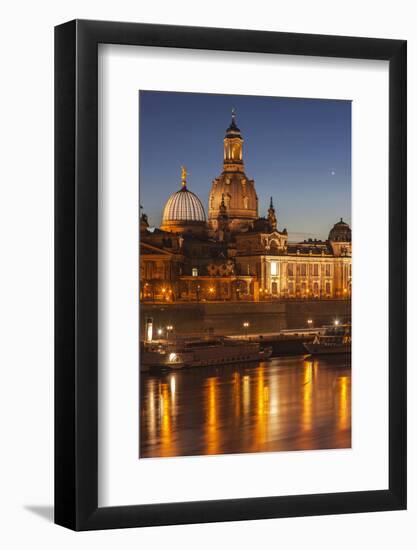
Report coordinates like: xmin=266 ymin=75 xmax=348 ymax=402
xmin=140 ymin=355 xmax=351 ymax=458
xmin=206 ymin=377 xmax=219 ymax=454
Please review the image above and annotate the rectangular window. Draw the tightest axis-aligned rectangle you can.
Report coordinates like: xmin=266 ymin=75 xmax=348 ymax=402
xmin=326 ymin=282 xmax=331 ymax=295
xmin=270 ymin=262 xmax=278 ymax=276
xmin=301 ymin=264 xmax=307 ymax=277
xmin=192 ymin=267 xmax=198 ymax=277
xmin=145 ymin=262 xmax=153 ymax=279
xmin=326 ymin=264 xmax=332 ymax=277
xmin=313 ymin=264 xmax=319 ymax=276
xmin=287 ymin=263 xmax=294 ymax=276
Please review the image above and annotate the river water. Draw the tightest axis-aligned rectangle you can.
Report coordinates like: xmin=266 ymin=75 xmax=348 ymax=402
xmin=140 ymin=355 xmax=351 ymax=458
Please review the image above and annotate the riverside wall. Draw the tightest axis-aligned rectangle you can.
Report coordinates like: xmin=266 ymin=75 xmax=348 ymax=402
xmin=141 ymin=299 xmax=351 ymax=338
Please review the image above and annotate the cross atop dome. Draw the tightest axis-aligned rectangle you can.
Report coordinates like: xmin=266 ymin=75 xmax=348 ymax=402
xmin=180 ymin=165 xmax=188 ymax=188
xmin=225 ymin=108 xmax=242 ymax=137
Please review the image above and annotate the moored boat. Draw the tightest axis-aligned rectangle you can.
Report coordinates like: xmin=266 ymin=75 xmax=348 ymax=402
xmin=303 ymin=324 xmax=351 ymax=356
xmin=141 ymin=337 xmax=272 ymax=370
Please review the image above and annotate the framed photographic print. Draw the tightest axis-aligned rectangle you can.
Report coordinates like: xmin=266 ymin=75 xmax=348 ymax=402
xmin=55 ymin=20 xmax=406 ymax=530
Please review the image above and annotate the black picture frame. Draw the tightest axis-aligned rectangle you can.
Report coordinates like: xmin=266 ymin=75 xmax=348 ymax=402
xmin=55 ymin=19 xmax=407 ymax=531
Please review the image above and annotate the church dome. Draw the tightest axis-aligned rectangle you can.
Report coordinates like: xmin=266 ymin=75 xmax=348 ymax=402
xmin=162 ymin=187 xmax=206 ymax=223
xmin=328 ymin=218 xmax=351 ymax=241
xmin=160 ymin=167 xmax=207 ymax=234
xmin=209 ymin=173 xmax=258 ymax=226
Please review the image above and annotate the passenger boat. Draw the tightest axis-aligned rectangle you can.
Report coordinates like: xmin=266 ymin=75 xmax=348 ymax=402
xmin=141 ymin=337 xmax=272 ymax=370
xmin=303 ymin=324 xmax=351 ymax=356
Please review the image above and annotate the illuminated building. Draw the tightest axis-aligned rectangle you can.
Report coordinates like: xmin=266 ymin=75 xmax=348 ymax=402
xmin=140 ymin=113 xmax=351 ymax=303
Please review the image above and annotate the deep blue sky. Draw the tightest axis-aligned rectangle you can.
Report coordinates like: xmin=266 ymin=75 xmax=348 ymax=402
xmin=139 ymin=91 xmax=351 ymax=241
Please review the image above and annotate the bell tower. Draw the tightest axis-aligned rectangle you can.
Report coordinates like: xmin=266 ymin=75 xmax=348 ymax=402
xmin=223 ymin=109 xmax=244 ymax=173
xmin=209 ymin=110 xmax=258 ymax=234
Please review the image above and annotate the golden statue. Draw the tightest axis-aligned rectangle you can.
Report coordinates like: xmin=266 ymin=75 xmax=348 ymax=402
xmin=181 ymin=165 xmax=187 ymax=187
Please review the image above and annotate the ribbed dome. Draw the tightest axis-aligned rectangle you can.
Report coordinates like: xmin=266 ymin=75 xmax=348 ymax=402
xmin=329 ymin=218 xmax=351 ymax=242
xmin=208 ymin=173 xmax=258 ymax=231
xmin=162 ymin=187 xmax=206 ymax=224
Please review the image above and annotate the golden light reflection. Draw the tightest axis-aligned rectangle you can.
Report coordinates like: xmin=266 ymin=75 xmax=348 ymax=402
xmin=254 ymin=365 xmax=268 ymax=449
xmin=233 ymin=371 xmax=241 ymax=417
xmin=170 ymin=374 xmax=177 ymax=421
xmin=159 ymin=382 xmax=174 ymax=456
xmin=312 ymin=359 xmax=319 ymax=381
xmin=242 ymin=375 xmax=250 ymax=416
xmin=205 ymin=377 xmax=219 ymax=454
xmin=268 ymin=370 xmax=279 ymax=416
xmin=141 ymin=356 xmax=352 ymax=458
xmin=257 ymin=366 xmax=265 ymax=416
xmin=338 ymin=375 xmax=349 ymax=431
xmin=170 ymin=375 xmax=176 ymax=394
xmin=301 ymin=361 xmax=313 ymax=432
xmin=148 ymin=380 xmax=156 ymax=440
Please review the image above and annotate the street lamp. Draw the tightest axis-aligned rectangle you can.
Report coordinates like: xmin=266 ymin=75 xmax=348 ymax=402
xmin=243 ymin=321 xmax=250 ymax=338
xmin=161 ymin=287 xmax=167 ymax=302
xmin=334 ymin=319 xmax=340 ymax=326
xmin=166 ymin=325 xmax=174 ymax=341
xmin=307 ymin=319 xmax=313 ymax=327
xmin=145 ymin=317 xmax=153 ymax=343
xmin=157 ymin=328 xmax=163 ymax=338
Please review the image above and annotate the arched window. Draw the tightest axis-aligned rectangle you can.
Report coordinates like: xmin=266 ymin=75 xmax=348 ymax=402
xmin=269 ymin=240 xmax=279 ymax=254
xmin=232 ymin=143 xmax=241 ymax=160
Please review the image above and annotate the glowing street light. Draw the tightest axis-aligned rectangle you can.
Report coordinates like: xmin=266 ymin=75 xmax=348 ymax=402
xmin=157 ymin=328 xmax=163 ymax=337
xmin=145 ymin=317 xmax=153 ymax=343
xmin=334 ymin=319 xmax=340 ymax=326
xmin=307 ymin=319 xmax=313 ymax=327
xmin=166 ymin=324 xmax=174 ymax=341
xmin=243 ymin=321 xmax=250 ymax=338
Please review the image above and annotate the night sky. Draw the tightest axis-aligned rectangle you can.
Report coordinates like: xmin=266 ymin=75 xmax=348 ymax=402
xmin=139 ymin=91 xmax=351 ymax=241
